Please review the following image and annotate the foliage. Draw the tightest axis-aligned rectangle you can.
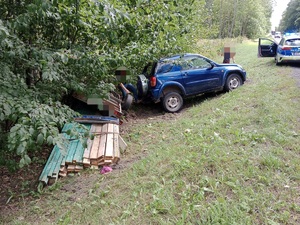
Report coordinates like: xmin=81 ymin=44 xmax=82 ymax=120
xmin=279 ymin=0 xmax=300 ymax=33
xmin=201 ymin=0 xmax=273 ymax=39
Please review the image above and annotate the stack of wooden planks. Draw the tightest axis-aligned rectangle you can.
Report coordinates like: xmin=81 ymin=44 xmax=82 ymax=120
xmin=83 ymin=123 xmax=122 ymax=168
xmin=39 ymin=121 xmax=127 ymax=185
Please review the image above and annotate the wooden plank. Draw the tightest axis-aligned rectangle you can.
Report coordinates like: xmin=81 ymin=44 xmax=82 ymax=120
xmin=102 ymin=123 xmax=108 ymax=133
xmin=72 ymin=92 xmax=88 ymax=103
xmin=90 ymin=124 xmax=103 ymax=134
xmin=52 ymin=153 xmax=64 ymax=177
xmin=103 ymin=99 xmax=119 ymax=108
xmin=105 ymin=133 xmax=114 ymax=159
xmin=83 ymin=158 xmax=90 ymax=167
xmin=98 ymin=134 xmax=107 ymax=160
xmin=72 ymin=140 xmax=84 ymax=165
xmin=118 ymin=135 xmax=127 ymax=152
xmin=47 ymin=146 xmax=61 ymax=178
xmin=62 ymin=123 xmax=91 ymax=134
xmin=113 ymin=124 xmax=119 ymax=134
xmin=113 ymin=133 xmax=120 ymax=163
xmin=90 ymin=135 xmax=100 ymax=159
xmin=61 ymin=123 xmax=74 ymax=133
xmin=109 ymin=94 xmax=122 ymax=103
xmin=67 ymin=165 xmax=75 ymax=172
xmin=39 ymin=145 xmax=57 ymax=184
xmin=107 ymin=123 xmax=114 ymax=133
xmin=104 ymin=159 xmax=113 ymax=165
xmin=58 ymin=165 xmax=67 ymax=177
xmin=65 ymin=141 xmax=74 ymax=164
xmin=75 ymin=165 xmax=83 ymax=172
xmin=75 ymin=116 xmax=119 ymax=125
xmin=65 ymin=140 xmax=78 ymax=164
xmin=83 ymin=139 xmax=92 ymax=159
xmin=60 ymin=153 xmax=66 ymax=167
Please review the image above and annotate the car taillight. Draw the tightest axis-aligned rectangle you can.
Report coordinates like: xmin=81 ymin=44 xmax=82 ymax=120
xmin=150 ymin=76 xmax=156 ymax=87
xmin=281 ymin=46 xmax=291 ymax=50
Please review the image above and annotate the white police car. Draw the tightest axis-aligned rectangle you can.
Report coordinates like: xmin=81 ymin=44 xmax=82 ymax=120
xmin=258 ymin=36 xmax=300 ymax=65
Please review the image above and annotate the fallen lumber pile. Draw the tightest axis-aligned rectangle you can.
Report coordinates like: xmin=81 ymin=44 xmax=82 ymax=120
xmin=72 ymin=92 xmax=124 ymax=119
xmin=39 ymin=121 xmax=127 ymax=185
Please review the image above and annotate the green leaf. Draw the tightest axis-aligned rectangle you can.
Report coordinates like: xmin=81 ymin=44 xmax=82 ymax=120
xmin=47 ymin=135 xmax=53 ymax=145
xmin=17 ymin=144 xmax=25 ymax=155
xmin=61 ymin=54 xmax=68 ymax=64
xmin=24 ymin=154 xmax=32 ymax=164
xmin=19 ymin=158 xmax=25 ymax=168
xmin=37 ymin=133 xmax=44 ymax=145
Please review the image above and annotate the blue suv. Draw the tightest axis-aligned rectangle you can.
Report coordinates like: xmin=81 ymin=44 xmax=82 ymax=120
xmin=135 ymin=53 xmax=246 ymax=112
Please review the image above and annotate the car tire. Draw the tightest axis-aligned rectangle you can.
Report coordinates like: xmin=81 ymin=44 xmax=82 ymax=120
xmin=137 ymin=75 xmax=149 ymax=98
xmin=121 ymin=94 xmax=133 ymax=111
xmin=224 ymin=73 xmax=242 ymax=91
xmin=275 ymin=55 xmax=281 ymax=66
xmin=162 ymin=92 xmax=183 ymax=113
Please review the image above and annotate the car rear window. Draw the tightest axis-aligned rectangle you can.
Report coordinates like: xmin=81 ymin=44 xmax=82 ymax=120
xmin=156 ymin=61 xmax=182 ymax=73
xmin=285 ymin=38 xmax=300 ymax=46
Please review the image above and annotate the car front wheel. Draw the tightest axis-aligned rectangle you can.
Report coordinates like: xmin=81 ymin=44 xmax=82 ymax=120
xmin=162 ymin=92 xmax=183 ymax=113
xmin=224 ymin=74 xmax=242 ymax=91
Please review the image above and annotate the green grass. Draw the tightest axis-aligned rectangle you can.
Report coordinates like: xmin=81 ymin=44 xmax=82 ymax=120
xmin=1 ymin=40 xmax=300 ymax=225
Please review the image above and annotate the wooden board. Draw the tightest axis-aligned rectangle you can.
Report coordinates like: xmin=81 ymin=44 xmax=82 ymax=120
xmin=113 ymin=133 xmax=120 ymax=163
xmin=65 ymin=141 xmax=77 ymax=164
xmin=98 ymin=134 xmax=107 ymax=160
xmin=83 ymin=139 xmax=92 ymax=159
xmin=74 ymin=141 xmax=85 ymax=165
xmin=90 ymin=135 xmax=100 ymax=160
xmin=47 ymin=146 xmax=61 ymax=178
xmin=105 ymin=133 xmax=114 ymax=159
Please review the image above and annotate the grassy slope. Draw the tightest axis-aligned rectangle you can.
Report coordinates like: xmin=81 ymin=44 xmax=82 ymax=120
xmin=2 ymin=40 xmax=300 ymax=225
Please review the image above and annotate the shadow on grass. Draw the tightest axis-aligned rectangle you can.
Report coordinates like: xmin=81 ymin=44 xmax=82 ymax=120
xmin=127 ymin=91 xmax=225 ymax=120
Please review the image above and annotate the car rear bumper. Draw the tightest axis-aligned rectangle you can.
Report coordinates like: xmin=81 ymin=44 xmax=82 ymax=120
xmin=277 ymin=54 xmax=300 ymax=63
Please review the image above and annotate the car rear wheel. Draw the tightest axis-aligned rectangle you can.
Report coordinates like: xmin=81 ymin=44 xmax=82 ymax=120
xmin=275 ymin=55 xmax=281 ymax=66
xmin=162 ymin=92 xmax=183 ymax=113
xmin=224 ymin=74 xmax=242 ymax=91
xmin=137 ymin=74 xmax=149 ymax=98
xmin=121 ymin=93 xmax=133 ymax=111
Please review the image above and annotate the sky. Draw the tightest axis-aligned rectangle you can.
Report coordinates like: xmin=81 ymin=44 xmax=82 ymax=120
xmin=271 ymin=0 xmax=290 ymax=30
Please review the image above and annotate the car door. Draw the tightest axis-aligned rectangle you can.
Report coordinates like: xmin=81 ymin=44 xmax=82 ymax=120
xmin=258 ymin=38 xmax=278 ymax=57
xmin=181 ymin=55 xmax=222 ymax=95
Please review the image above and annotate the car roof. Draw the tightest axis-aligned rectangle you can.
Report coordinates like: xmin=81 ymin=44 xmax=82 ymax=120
xmin=159 ymin=53 xmax=207 ymax=62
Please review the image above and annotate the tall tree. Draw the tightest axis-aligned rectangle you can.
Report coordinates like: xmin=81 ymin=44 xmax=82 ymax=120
xmin=279 ymin=0 xmax=300 ymax=32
